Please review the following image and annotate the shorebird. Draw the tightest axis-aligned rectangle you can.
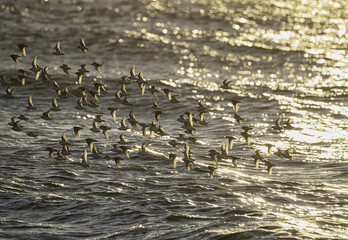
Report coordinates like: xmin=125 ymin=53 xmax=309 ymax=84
xmin=284 ymin=119 xmax=295 ymax=129
xmin=45 ymin=147 xmax=55 ymax=162
xmin=107 ymin=107 xmax=119 ymax=122
xmin=41 ymin=109 xmax=52 ymax=120
xmin=197 ymin=100 xmax=208 ymax=113
xmin=129 ymin=66 xmax=137 ymax=80
xmin=168 ymin=153 xmax=178 ymax=169
xmin=265 ymin=143 xmax=274 ymax=155
xmin=92 ymin=62 xmax=103 ymax=74
xmin=27 ymin=132 xmax=38 ymax=138
xmin=168 ymin=139 xmax=180 ymax=150
xmin=53 ymin=41 xmax=64 ymax=55
xmin=234 ymin=113 xmax=245 ymax=125
xmin=27 ymin=96 xmax=37 ymax=111
xmin=149 ymin=119 xmax=158 ymax=138
xmin=73 ymin=126 xmax=83 ymax=138
xmin=283 ymin=149 xmax=293 ymax=160
xmin=272 ymin=117 xmax=284 ymax=132
xmin=94 ymin=115 xmax=105 ymax=123
xmin=209 ymin=149 xmax=219 ymax=165
xmin=139 ymin=82 xmax=146 ymax=96
xmin=114 ymin=156 xmax=123 ymax=168
xmin=6 ymin=87 xmax=14 ymax=97
xmin=78 ymin=37 xmax=88 ymax=53
xmin=81 ymin=149 xmax=90 ymax=167
xmin=18 ymin=43 xmax=28 ymax=56
xmin=137 ymin=71 xmax=147 ymax=84
xmin=225 ymin=136 xmax=237 ymax=150
xmin=117 ymin=133 xmax=127 ymax=144
xmin=163 ymin=88 xmax=173 ymax=101
xmin=60 ymin=64 xmax=71 ymax=75
xmin=152 ymin=101 xmax=162 ymax=111
xmin=208 ymin=165 xmax=217 ymax=180
xmin=128 ymin=109 xmax=140 ymax=130
xmin=241 ymin=132 xmax=251 ymax=145
xmin=10 ymin=54 xmax=20 ymax=64
xmin=119 ymin=116 xmax=129 ymax=131
xmin=60 ymin=133 xmax=70 ymax=146
xmin=100 ymin=126 xmax=111 ymax=140
xmin=264 ymin=159 xmax=276 ymax=175
xmin=86 ymin=138 xmax=97 ymax=152
xmin=51 ymin=97 xmax=61 ymax=111
xmin=149 ymin=85 xmax=159 ymax=99
xmin=18 ymin=115 xmax=29 ymax=121
xmin=75 ymin=97 xmax=86 ymax=110
xmin=90 ymin=120 xmax=100 ymax=132
xmin=231 ymin=97 xmax=241 ymax=113
xmin=221 ymin=78 xmax=232 ymax=89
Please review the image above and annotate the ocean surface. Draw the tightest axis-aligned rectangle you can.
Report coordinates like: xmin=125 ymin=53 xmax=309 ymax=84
xmin=0 ymin=0 xmax=347 ymax=239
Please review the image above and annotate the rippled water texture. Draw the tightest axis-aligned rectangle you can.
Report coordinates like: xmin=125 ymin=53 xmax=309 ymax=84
xmin=0 ymin=0 xmax=347 ymax=239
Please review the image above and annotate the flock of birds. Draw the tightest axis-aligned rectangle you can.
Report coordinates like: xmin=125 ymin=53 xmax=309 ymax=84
xmin=2 ymin=38 xmax=297 ymax=179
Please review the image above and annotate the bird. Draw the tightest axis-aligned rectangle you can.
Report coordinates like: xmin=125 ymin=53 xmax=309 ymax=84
xmin=225 ymin=136 xmax=237 ymax=150
xmin=168 ymin=153 xmax=178 ymax=169
xmin=284 ymin=119 xmax=295 ymax=129
xmin=41 ymin=109 xmax=52 ymax=120
xmin=75 ymin=97 xmax=86 ymax=110
xmin=107 ymin=107 xmax=119 ymax=122
xmin=152 ymin=101 xmax=162 ymax=111
xmin=119 ymin=116 xmax=129 ymax=131
xmin=137 ymin=71 xmax=147 ymax=84
xmin=208 ymin=166 xmax=217 ymax=180
xmin=118 ymin=133 xmax=127 ymax=144
xmin=81 ymin=150 xmax=90 ymax=167
xmin=59 ymin=64 xmax=71 ymax=75
xmin=27 ymin=96 xmax=37 ymax=111
xmin=73 ymin=126 xmax=83 ymax=138
xmin=234 ymin=113 xmax=245 ymax=125
xmin=53 ymin=41 xmax=64 ymax=55
xmin=163 ymin=88 xmax=173 ymax=101
xmin=17 ymin=44 xmax=28 ymax=56
xmin=60 ymin=133 xmax=70 ymax=146
xmin=149 ymin=85 xmax=159 ymax=99
xmin=91 ymin=62 xmax=102 ymax=74
xmin=264 ymin=159 xmax=276 ymax=175
xmin=27 ymin=132 xmax=38 ymax=138
xmin=138 ymin=82 xmax=146 ymax=96
xmin=78 ymin=37 xmax=88 ymax=53
xmin=90 ymin=120 xmax=100 ymax=132
xmin=221 ymin=78 xmax=232 ymax=89
xmin=51 ymin=97 xmax=61 ymax=111
xmin=10 ymin=54 xmax=20 ymax=64
xmin=283 ymin=149 xmax=293 ymax=160
xmin=100 ymin=126 xmax=111 ymax=140
xmin=241 ymin=132 xmax=251 ymax=145
xmin=5 ymin=87 xmax=14 ymax=97
xmin=114 ymin=156 xmax=123 ymax=168
xmin=86 ymin=138 xmax=97 ymax=152
xmin=168 ymin=139 xmax=180 ymax=150
xmin=149 ymin=119 xmax=158 ymax=138
xmin=18 ymin=115 xmax=29 ymax=121
xmin=265 ymin=143 xmax=274 ymax=155
xmin=45 ymin=147 xmax=55 ymax=162
xmin=241 ymin=126 xmax=253 ymax=133
xmin=272 ymin=117 xmax=284 ymax=132
xmin=231 ymin=97 xmax=241 ymax=113
xmin=128 ymin=109 xmax=140 ymax=130
xmin=197 ymin=100 xmax=208 ymax=113
xmin=129 ymin=66 xmax=137 ymax=80
xmin=11 ymin=120 xmax=23 ymax=132
xmin=209 ymin=149 xmax=219 ymax=165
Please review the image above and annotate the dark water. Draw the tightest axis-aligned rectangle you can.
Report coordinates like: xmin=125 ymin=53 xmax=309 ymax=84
xmin=0 ymin=0 xmax=347 ymax=239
